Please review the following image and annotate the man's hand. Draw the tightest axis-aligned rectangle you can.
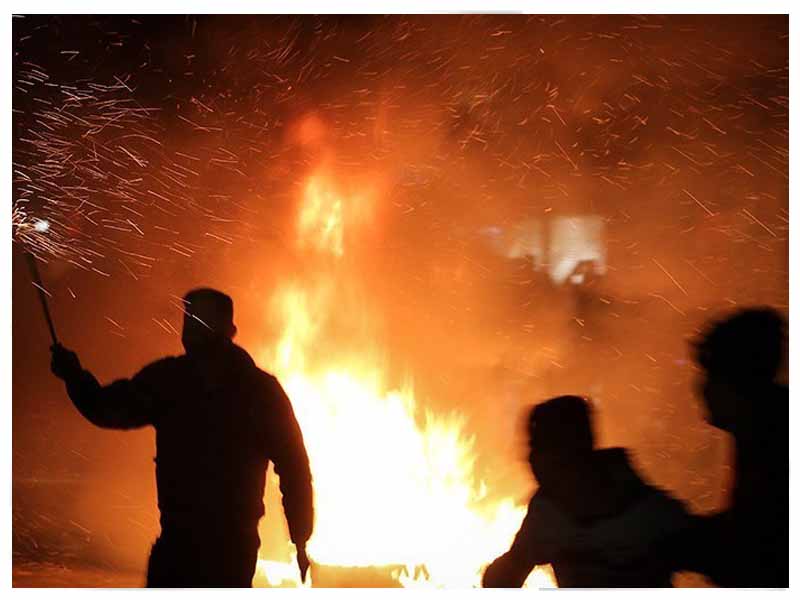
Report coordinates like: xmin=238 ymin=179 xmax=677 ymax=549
xmin=482 ymin=552 xmax=530 ymax=588
xmin=51 ymin=344 xmax=82 ymax=381
xmin=296 ymin=543 xmax=310 ymax=584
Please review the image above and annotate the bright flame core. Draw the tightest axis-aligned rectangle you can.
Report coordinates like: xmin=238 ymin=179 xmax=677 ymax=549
xmin=256 ymin=168 xmax=556 ymax=588
xmin=298 ymin=175 xmax=345 ymax=256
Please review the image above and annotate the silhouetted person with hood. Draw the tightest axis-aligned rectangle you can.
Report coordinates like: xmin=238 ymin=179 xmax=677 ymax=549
xmin=682 ymin=307 xmax=788 ymax=587
xmin=483 ymin=395 xmax=691 ymax=588
xmin=50 ymin=288 xmax=313 ymax=587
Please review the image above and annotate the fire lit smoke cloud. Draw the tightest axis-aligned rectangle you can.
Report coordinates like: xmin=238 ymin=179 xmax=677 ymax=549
xmin=12 ymin=15 xmax=787 ymax=588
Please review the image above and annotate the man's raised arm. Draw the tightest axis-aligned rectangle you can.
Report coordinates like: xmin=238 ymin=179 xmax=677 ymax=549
xmin=51 ymin=344 xmax=160 ymax=430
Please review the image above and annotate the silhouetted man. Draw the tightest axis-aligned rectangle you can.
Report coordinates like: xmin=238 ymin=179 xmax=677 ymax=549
xmin=50 ymin=288 xmax=313 ymax=587
xmin=684 ymin=308 xmax=788 ymax=587
xmin=483 ymin=396 xmax=691 ymax=588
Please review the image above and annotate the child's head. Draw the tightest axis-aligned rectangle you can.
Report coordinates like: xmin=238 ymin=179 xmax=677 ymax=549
xmin=694 ymin=307 xmax=785 ymax=384
xmin=693 ymin=307 xmax=786 ymax=431
xmin=527 ymin=395 xmax=595 ymax=488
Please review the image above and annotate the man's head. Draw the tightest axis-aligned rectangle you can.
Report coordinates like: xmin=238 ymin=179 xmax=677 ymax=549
xmin=527 ymin=395 xmax=595 ymax=488
xmin=693 ymin=307 xmax=786 ymax=431
xmin=181 ymin=288 xmax=237 ymax=354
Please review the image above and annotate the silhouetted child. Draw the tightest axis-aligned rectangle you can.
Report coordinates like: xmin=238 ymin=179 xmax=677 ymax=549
xmin=483 ymin=395 xmax=691 ymax=588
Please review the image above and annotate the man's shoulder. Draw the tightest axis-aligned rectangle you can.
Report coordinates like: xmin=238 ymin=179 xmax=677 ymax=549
xmin=603 ymin=458 xmax=691 ymax=528
xmin=597 ymin=448 xmax=643 ymax=485
xmin=136 ymin=355 xmax=185 ymax=378
xmin=517 ymin=491 xmax=581 ymax=556
xmin=227 ymin=345 xmax=276 ymax=385
xmin=252 ymin=366 xmax=279 ymax=387
xmin=250 ymin=367 xmax=289 ymax=401
xmin=149 ymin=355 xmax=184 ymax=367
xmin=527 ymin=491 xmax=578 ymax=530
xmin=127 ymin=356 xmax=187 ymax=398
xmin=595 ymin=447 xmax=691 ymax=517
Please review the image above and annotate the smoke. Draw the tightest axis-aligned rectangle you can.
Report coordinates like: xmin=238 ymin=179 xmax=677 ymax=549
xmin=13 ymin=14 xmax=787 ymax=582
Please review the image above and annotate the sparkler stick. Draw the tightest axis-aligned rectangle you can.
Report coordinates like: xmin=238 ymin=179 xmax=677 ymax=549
xmin=25 ymin=252 xmax=59 ymax=345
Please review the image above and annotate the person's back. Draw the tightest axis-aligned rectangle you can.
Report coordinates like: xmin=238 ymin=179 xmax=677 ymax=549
xmin=142 ymin=344 xmax=302 ymax=529
xmin=137 ymin=344 xmax=311 ymax=586
xmin=51 ymin=288 xmax=313 ymax=587
xmin=483 ymin=396 xmax=690 ymax=588
xmin=687 ymin=308 xmax=788 ymax=587
xmin=731 ymin=381 xmax=788 ymax=587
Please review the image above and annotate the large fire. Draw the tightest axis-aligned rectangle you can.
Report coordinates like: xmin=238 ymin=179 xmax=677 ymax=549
xmin=253 ymin=170 xmax=557 ymax=588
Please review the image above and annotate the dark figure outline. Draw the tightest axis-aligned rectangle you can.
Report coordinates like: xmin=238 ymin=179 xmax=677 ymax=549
xmin=680 ymin=307 xmax=789 ymax=588
xmin=51 ymin=288 xmax=313 ymax=587
xmin=483 ymin=395 xmax=691 ymax=588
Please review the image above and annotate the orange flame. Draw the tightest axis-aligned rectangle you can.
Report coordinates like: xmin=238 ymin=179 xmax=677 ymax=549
xmin=256 ymin=169 xmax=556 ymax=588
xmin=297 ymin=175 xmax=345 ymax=256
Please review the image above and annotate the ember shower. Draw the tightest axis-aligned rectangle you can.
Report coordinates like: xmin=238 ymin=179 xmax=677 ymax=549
xmin=12 ymin=15 xmax=788 ymax=587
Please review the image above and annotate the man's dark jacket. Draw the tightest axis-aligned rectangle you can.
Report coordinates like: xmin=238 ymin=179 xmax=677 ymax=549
xmin=63 ymin=342 xmax=313 ymax=586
